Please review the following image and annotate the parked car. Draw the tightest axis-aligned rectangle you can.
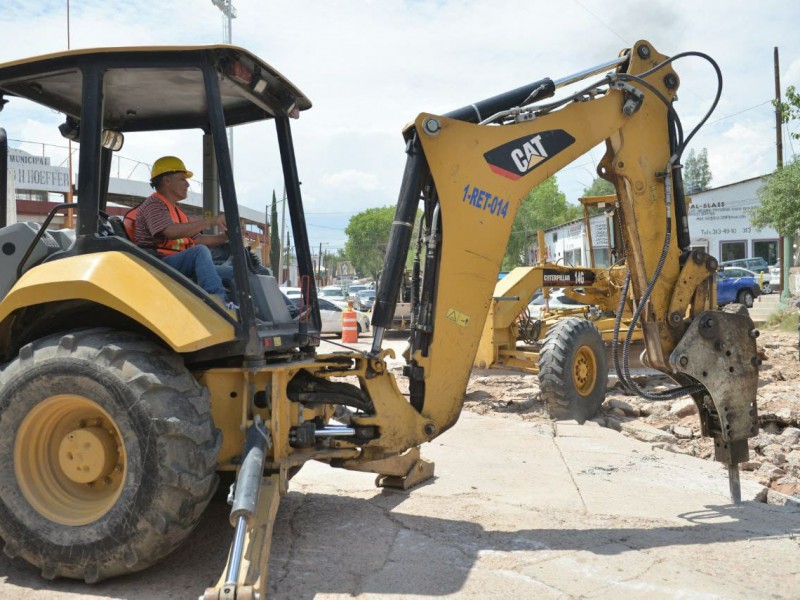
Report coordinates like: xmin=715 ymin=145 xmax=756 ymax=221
xmin=347 ymin=283 xmax=371 ymax=296
xmin=722 ymin=266 xmax=773 ymax=294
xmin=720 ymin=257 xmax=769 ymax=276
xmin=527 ymin=289 xmax=589 ymax=318
xmin=279 ymin=286 xmax=302 ymax=300
xmin=354 ymin=289 xmax=376 ymax=312
xmin=768 ymin=261 xmax=781 ymax=291
xmin=717 ymin=271 xmax=760 ymax=308
xmin=291 ymin=298 xmax=370 ymax=335
xmin=319 ymin=286 xmax=349 ymax=307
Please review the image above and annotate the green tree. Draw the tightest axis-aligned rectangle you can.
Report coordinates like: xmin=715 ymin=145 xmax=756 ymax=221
xmin=581 ymin=178 xmax=616 ymax=217
xmin=683 ymin=148 xmax=712 ymax=193
xmin=582 ymin=177 xmax=615 ymax=197
xmin=774 ymin=84 xmax=800 ymax=141
xmin=503 ymin=177 xmax=580 ymax=270
xmin=751 ymin=159 xmax=800 ymax=239
xmin=345 ymin=207 xmax=422 ymax=279
xmin=344 ymin=207 xmax=396 ymax=280
xmin=269 ymin=190 xmax=281 ymax=273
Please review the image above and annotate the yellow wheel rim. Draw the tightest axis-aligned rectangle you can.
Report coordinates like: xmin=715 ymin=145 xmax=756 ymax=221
xmin=572 ymin=345 xmax=598 ymax=397
xmin=14 ymin=395 xmax=127 ymax=526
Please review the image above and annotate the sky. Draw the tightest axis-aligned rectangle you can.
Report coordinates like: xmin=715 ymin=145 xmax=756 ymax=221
xmin=1 ymin=0 xmax=799 ymax=254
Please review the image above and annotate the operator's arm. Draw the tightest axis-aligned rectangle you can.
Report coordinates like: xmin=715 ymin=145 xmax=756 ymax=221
xmin=161 ymin=213 xmax=227 ymax=241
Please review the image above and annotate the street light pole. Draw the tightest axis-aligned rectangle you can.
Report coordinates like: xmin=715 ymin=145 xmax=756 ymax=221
xmin=210 ymin=0 xmax=237 ymax=164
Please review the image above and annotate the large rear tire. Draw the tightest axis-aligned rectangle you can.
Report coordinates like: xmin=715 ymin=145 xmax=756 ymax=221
xmin=538 ymin=318 xmax=607 ymax=423
xmin=0 ymin=329 xmax=220 ymax=582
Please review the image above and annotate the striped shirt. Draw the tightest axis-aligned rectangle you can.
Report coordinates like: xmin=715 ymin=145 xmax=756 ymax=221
xmin=133 ymin=193 xmax=196 ymax=250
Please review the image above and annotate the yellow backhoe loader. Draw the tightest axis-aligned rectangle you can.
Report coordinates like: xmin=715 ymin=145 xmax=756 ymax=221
xmin=0 ymin=41 xmax=759 ymax=599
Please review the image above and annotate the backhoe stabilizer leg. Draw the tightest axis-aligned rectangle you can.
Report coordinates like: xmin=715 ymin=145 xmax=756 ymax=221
xmin=338 ymin=447 xmax=435 ymax=490
xmin=669 ymin=311 xmax=760 ymax=505
xmin=204 ymin=417 xmax=281 ymax=600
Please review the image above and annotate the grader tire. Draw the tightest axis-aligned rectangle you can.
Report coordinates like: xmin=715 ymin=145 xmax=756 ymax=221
xmin=0 ymin=328 xmax=220 ymax=583
xmin=538 ymin=318 xmax=607 ymax=423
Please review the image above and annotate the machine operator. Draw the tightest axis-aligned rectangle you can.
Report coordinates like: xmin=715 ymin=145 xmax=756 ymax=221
xmin=126 ymin=156 xmax=238 ymax=309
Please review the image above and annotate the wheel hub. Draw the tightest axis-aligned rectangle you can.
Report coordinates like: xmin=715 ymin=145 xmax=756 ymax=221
xmin=58 ymin=425 xmax=118 ymax=484
xmin=14 ymin=395 xmax=127 ymax=526
xmin=573 ymin=346 xmax=598 ymax=397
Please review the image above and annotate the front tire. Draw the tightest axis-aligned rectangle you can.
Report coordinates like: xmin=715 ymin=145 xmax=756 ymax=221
xmin=0 ymin=329 xmax=220 ymax=582
xmin=538 ymin=318 xmax=607 ymax=423
xmin=737 ymin=289 xmax=755 ymax=308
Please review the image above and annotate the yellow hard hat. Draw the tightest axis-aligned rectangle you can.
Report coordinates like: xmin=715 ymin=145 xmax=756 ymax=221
xmin=151 ymin=156 xmax=193 ymax=180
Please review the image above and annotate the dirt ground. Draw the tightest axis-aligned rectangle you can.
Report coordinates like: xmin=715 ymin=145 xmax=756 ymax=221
xmin=1 ymin=327 xmax=798 ymax=598
xmin=464 ymin=327 xmax=800 ymax=504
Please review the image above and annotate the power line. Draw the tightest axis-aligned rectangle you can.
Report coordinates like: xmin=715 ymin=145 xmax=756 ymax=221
xmin=571 ymin=0 xmax=629 ymax=46
xmin=306 ymin=222 xmax=347 ymax=231
xmin=706 ymin=100 xmax=773 ymax=126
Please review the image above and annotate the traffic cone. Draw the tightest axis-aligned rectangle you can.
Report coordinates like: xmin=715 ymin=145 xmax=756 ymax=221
xmin=341 ymin=304 xmax=358 ymax=343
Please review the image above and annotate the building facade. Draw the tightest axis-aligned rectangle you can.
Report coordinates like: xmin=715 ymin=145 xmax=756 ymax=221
xmin=539 ymin=176 xmax=780 ymax=269
xmin=686 ymin=176 xmax=779 ymax=265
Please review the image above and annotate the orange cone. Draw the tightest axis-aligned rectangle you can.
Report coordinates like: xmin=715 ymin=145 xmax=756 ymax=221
xmin=341 ymin=306 xmax=358 ymax=343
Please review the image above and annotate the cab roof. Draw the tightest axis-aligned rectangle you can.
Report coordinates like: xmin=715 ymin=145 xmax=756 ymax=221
xmin=0 ymin=45 xmax=312 ymax=132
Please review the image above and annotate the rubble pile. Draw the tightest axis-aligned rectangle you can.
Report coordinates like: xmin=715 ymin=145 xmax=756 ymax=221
xmin=464 ymin=329 xmax=800 ymax=506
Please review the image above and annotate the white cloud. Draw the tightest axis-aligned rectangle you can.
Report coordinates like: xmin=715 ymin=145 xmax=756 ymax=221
xmin=1 ymin=0 xmax=800 ymax=249
xmin=322 ymin=170 xmax=380 ymax=192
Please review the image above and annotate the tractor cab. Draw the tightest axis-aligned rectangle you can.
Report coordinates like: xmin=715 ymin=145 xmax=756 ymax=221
xmin=0 ymin=46 xmax=322 ymax=364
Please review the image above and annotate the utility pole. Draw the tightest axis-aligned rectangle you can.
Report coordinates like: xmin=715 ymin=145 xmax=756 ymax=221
xmin=318 ymin=242 xmax=323 ymax=285
xmin=268 ymin=203 xmax=275 ymax=272
xmin=774 ymin=46 xmax=792 ymax=304
xmin=279 ymin=187 xmax=286 ymax=282
xmin=286 ymin=233 xmax=292 ymax=286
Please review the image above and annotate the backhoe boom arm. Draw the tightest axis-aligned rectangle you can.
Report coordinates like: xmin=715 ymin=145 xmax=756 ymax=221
xmin=366 ymin=40 xmax=758 ymax=499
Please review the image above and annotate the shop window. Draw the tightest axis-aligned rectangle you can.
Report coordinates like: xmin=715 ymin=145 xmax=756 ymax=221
xmin=720 ymin=241 xmax=745 ymax=262
xmin=592 ymin=248 xmax=610 ymax=268
xmin=564 ymin=249 xmax=582 ymax=266
xmin=753 ymin=240 xmax=779 ymax=265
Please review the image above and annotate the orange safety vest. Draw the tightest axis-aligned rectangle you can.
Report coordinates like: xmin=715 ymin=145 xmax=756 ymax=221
xmin=123 ymin=193 xmax=195 ymax=255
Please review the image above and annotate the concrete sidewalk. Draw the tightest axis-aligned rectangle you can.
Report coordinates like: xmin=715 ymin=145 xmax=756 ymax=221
xmin=270 ymin=413 xmax=798 ymax=599
xmin=1 ymin=413 xmax=798 ymax=599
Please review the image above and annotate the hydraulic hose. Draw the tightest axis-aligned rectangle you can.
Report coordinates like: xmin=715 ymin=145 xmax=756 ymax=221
xmin=615 ymin=166 xmax=705 ymax=400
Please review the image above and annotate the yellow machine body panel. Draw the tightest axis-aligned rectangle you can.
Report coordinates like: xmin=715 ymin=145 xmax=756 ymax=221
xmin=0 ymin=252 xmax=236 ymax=352
xmin=475 ymin=267 xmax=548 ymax=369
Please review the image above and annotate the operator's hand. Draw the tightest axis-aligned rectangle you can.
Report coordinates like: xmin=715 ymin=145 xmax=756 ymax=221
xmin=208 ymin=213 xmax=227 ymax=232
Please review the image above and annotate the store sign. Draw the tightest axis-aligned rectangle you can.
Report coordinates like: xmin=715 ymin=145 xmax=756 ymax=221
xmin=688 ymin=198 xmax=759 ymax=238
xmin=8 ymin=149 xmax=71 ymax=193
xmin=590 ymin=219 xmax=609 ymax=247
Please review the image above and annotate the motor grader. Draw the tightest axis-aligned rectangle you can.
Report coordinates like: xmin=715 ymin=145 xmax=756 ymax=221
xmin=474 ymin=196 xmax=646 ymax=422
xmin=0 ymin=41 xmax=761 ymax=599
